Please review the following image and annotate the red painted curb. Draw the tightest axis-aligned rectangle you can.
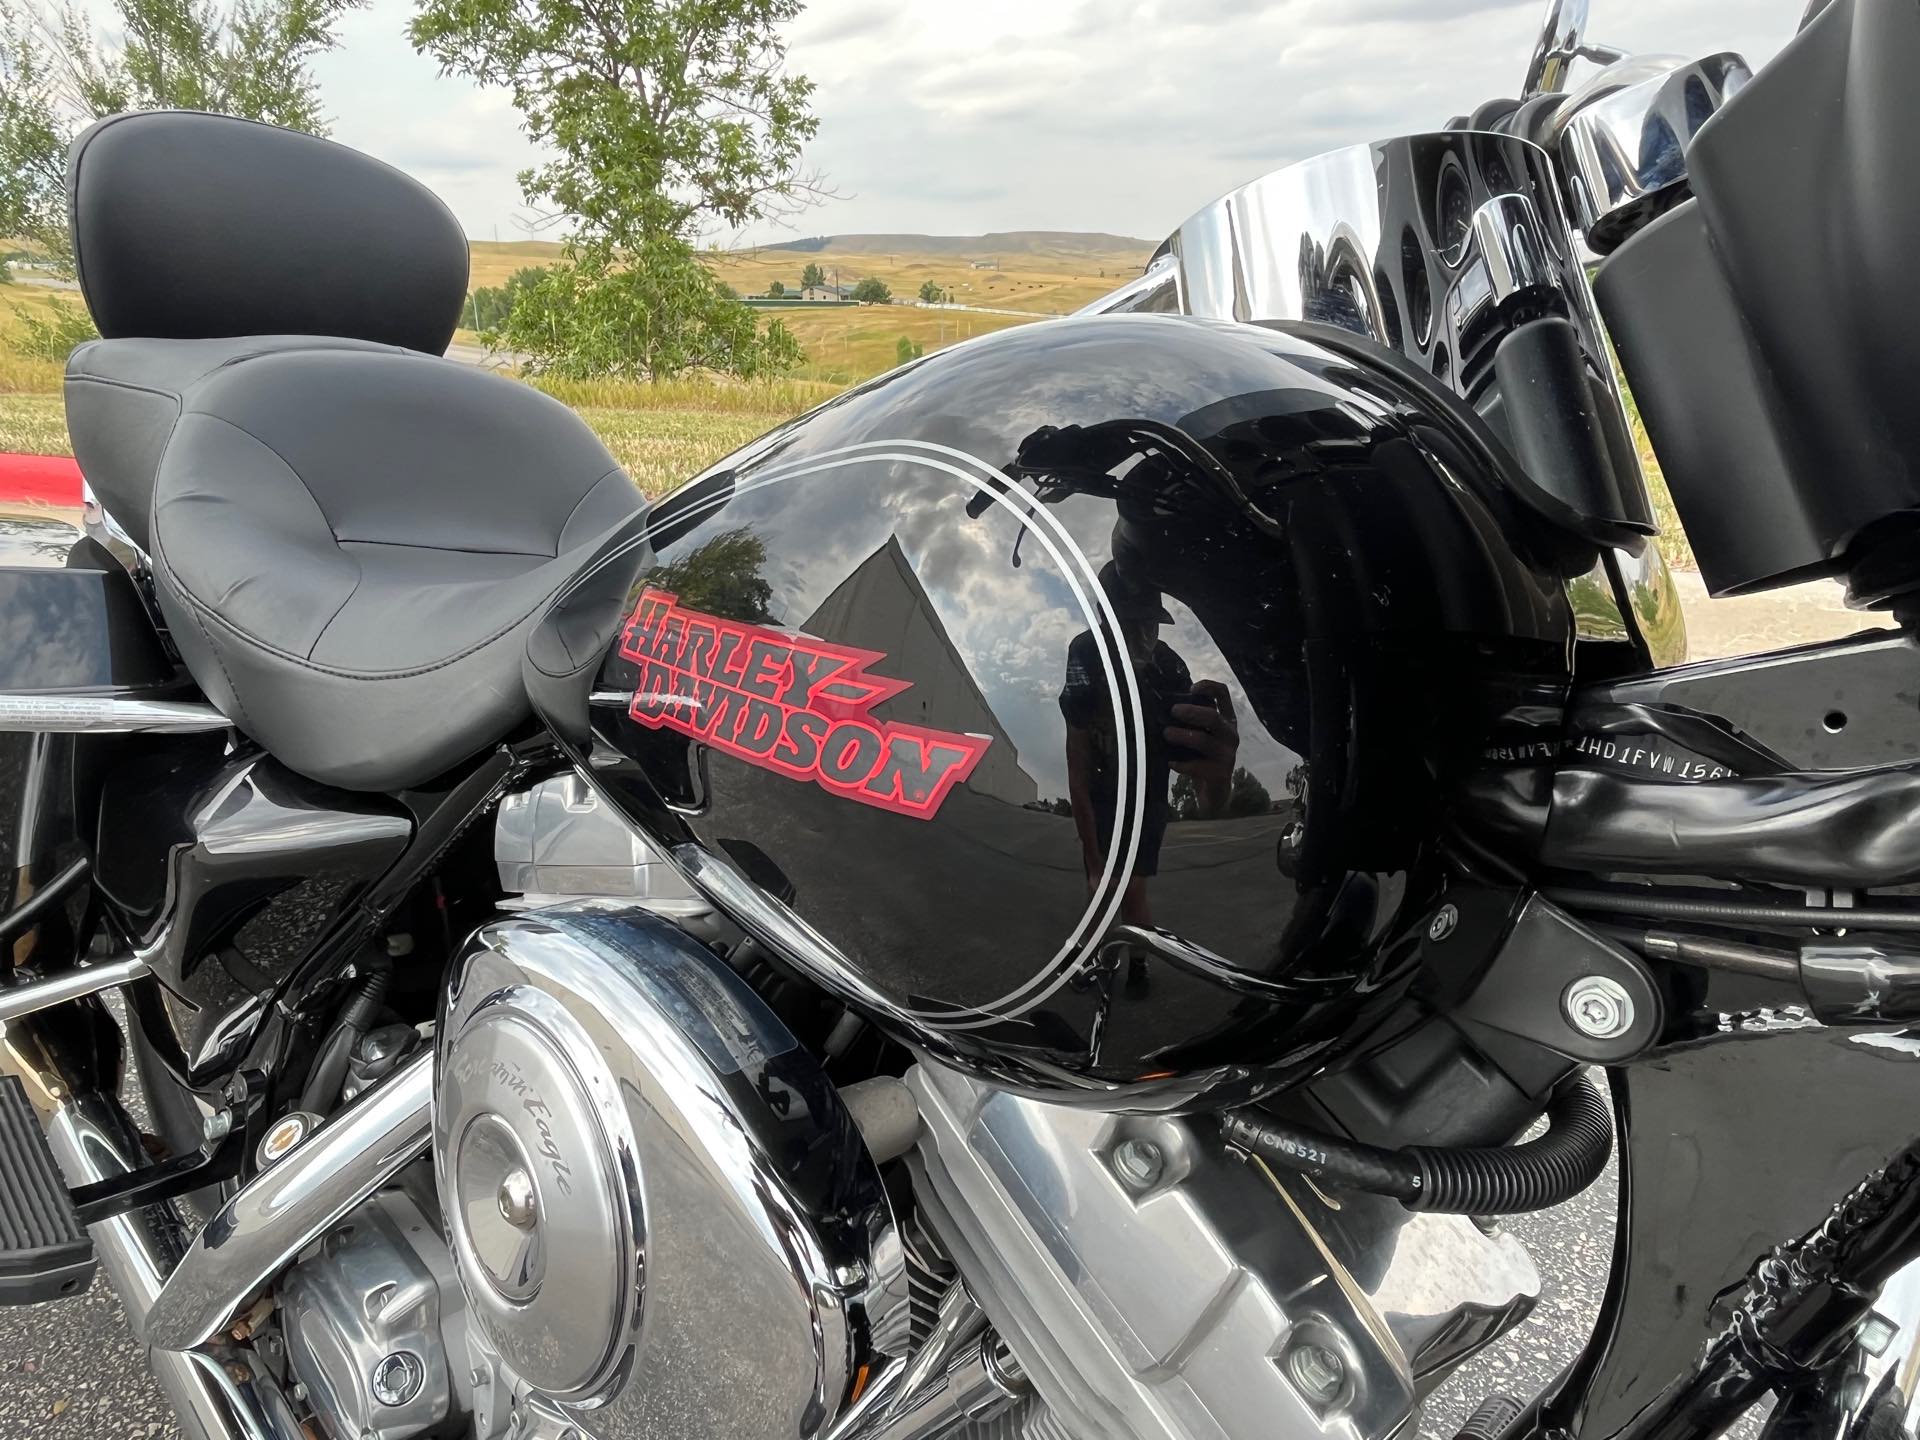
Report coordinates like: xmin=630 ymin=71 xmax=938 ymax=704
xmin=0 ymin=452 xmax=83 ymax=507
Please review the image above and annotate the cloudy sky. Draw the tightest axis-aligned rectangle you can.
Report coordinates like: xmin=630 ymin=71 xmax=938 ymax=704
xmin=307 ymin=0 xmax=1802 ymax=245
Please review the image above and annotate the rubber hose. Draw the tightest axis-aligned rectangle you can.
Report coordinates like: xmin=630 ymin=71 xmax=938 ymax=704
xmin=1219 ymin=1074 xmax=1612 ymax=1215
xmin=0 ymin=856 xmax=91 ymax=943
xmin=298 ymin=957 xmax=391 ymax=1115
xmin=1547 ymin=887 xmax=1920 ymax=933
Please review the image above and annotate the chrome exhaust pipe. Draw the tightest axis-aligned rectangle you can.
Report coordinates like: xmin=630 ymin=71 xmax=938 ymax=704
xmin=43 ymin=1094 xmax=297 ymax=1440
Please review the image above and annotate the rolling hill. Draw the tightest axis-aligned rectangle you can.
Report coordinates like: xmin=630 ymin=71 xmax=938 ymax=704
xmin=467 ymin=233 xmax=1157 ymax=317
xmin=763 ymin=231 xmax=1154 ymax=258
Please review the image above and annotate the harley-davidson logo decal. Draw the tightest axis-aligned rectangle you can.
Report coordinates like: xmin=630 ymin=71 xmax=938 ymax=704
xmin=619 ymin=588 xmax=991 ymax=820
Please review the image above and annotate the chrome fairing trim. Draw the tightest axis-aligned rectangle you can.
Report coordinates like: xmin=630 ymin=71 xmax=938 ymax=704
xmin=1555 ymin=52 xmax=1751 ymax=250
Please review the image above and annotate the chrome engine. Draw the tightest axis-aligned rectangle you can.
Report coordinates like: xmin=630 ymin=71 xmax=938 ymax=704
xmin=279 ymin=1191 xmax=469 ymax=1440
xmin=905 ymin=1065 xmax=1541 ymax=1440
xmin=268 ymin=829 xmax=1539 ymax=1440
xmin=428 ymin=906 xmax=900 ymax=1439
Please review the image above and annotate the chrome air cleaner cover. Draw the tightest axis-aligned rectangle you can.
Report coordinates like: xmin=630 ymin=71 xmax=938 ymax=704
xmin=435 ymin=905 xmax=898 ymax=1438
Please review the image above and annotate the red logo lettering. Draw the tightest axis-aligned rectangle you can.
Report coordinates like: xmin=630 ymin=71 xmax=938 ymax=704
xmin=619 ymin=588 xmax=991 ymax=820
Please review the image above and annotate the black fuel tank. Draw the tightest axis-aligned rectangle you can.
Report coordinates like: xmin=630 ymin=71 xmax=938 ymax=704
xmin=529 ymin=315 xmax=1575 ymax=1108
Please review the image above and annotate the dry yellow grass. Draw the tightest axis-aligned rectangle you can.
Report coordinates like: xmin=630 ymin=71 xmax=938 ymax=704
xmin=528 ymin=373 xmax=841 ymax=415
xmin=0 ymin=288 xmax=85 ymax=393
xmin=466 ymin=239 xmax=566 ymax=290
xmin=775 ymin=306 xmax=1035 ymax=384
xmin=704 ymin=243 xmax=1149 ymax=316
xmin=462 ymin=238 xmax=1152 ymax=316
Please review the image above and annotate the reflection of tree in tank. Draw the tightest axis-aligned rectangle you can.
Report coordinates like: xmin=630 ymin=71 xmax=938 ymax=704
xmin=1171 ymin=766 xmax=1272 ymax=820
xmin=0 ymin=515 xmax=82 ymax=565
xmin=647 ymin=526 xmax=774 ymax=622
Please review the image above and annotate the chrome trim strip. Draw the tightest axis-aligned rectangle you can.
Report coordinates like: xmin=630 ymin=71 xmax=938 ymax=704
xmin=142 ymin=1052 xmax=434 ymax=1351
xmin=1555 ymin=52 xmax=1752 ymax=246
xmin=0 ymin=694 xmax=233 ymax=733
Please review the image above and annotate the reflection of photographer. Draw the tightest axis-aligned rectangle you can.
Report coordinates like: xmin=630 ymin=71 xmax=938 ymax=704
xmin=1061 ymin=563 xmax=1240 ymax=924
xmin=1161 ymin=677 xmax=1236 ymax=816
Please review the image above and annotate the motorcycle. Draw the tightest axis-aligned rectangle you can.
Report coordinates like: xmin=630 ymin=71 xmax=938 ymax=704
xmin=4 ymin=0 xmax=1919 ymax=1436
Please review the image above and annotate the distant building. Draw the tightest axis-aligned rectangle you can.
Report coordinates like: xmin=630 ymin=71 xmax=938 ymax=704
xmin=969 ymin=259 xmax=999 ymax=270
xmin=800 ymin=283 xmax=853 ymax=301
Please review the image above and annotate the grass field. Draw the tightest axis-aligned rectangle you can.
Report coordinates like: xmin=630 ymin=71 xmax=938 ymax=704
xmin=467 ymin=237 xmax=1152 ymax=317
xmin=0 ymin=381 xmax=816 ymax=497
xmin=704 ymin=244 xmax=1149 ymax=316
xmin=777 ymin=306 xmax=1031 ymax=384
xmin=470 ymin=238 xmax=1144 ymax=316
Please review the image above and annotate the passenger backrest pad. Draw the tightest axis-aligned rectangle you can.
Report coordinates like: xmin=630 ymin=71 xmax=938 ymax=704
xmin=67 ymin=111 xmax=468 ymax=354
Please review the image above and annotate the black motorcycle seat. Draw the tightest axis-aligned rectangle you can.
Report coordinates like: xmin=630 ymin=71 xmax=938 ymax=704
xmin=66 ymin=335 xmax=410 ymax=552
xmin=148 ymin=347 xmax=640 ymax=791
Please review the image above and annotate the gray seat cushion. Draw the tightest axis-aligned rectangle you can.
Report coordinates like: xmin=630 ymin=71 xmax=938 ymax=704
xmin=149 ymin=347 xmax=641 ymax=791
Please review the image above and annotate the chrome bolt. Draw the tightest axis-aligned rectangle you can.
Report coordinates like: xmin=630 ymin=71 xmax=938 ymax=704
xmin=1428 ymin=905 xmax=1459 ymax=942
xmin=370 ymin=1351 xmax=425 ymax=1408
xmin=497 ymin=1168 xmax=539 ymax=1231
xmin=1284 ymin=1341 xmax=1347 ymax=1405
xmin=1113 ymin=1137 xmax=1165 ymax=1190
xmin=201 ymin=1108 xmax=233 ymax=1145
xmin=1564 ymin=976 xmax=1634 ymax=1039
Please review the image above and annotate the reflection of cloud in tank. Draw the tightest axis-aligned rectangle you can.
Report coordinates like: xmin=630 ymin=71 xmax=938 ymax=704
xmin=805 ymin=537 xmax=1040 ymax=807
xmin=661 ymin=317 xmax=1346 ymax=798
xmin=706 ymin=455 xmax=1102 ymax=797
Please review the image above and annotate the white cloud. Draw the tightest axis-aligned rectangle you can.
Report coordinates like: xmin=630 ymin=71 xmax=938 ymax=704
xmin=295 ymin=0 xmax=1801 ymax=241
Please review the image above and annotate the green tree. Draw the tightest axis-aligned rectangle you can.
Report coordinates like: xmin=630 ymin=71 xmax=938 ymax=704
xmin=0 ymin=0 xmax=364 ymax=272
xmin=918 ymin=279 xmax=945 ymax=304
xmin=894 ymin=334 xmax=923 ymax=367
xmin=410 ymin=0 xmax=821 ymax=379
xmin=490 ymin=239 xmax=800 ymax=381
xmin=800 ymin=261 xmax=824 ymax=290
xmin=767 ymin=279 xmax=786 ymax=298
xmin=852 ymin=277 xmax=890 ymax=305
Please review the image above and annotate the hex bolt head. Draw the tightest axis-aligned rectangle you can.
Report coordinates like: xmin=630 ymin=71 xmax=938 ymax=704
xmin=1113 ymin=1137 xmax=1166 ymax=1190
xmin=370 ymin=1351 xmax=425 ymax=1409
xmin=1428 ymin=905 xmax=1459 ymax=942
xmin=1564 ymin=975 xmax=1634 ymax=1039
xmin=1284 ymin=1341 xmax=1347 ymax=1405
